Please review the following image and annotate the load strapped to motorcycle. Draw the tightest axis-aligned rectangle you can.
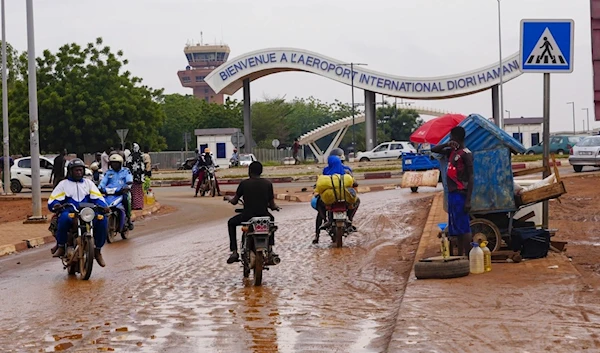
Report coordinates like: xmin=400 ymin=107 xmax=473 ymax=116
xmin=315 ymin=173 xmax=358 ymax=206
xmin=314 ymin=173 xmax=358 ymax=248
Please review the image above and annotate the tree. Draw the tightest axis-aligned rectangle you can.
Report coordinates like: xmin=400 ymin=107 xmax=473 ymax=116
xmin=160 ymin=94 xmax=243 ymax=150
xmin=377 ymin=106 xmax=423 ymax=141
xmin=6 ymin=38 xmax=167 ymax=155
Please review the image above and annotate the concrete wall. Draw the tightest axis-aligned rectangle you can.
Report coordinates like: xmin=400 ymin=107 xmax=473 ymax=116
xmin=504 ymin=124 xmax=542 ymax=148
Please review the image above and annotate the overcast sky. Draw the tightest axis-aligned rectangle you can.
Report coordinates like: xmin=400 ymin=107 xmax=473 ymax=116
xmin=3 ymin=0 xmax=596 ymax=132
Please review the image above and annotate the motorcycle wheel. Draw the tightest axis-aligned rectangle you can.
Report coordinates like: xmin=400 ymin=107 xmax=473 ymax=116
xmin=335 ymin=226 xmax=344 ymax=248
xmin=210 ymin=180 xmax=216 ymax=197
xmin=79 ymin=236 xmax=94 ymax=280
xmin=107 ymin=215 xmax=117 ymax=244
xmin=253 ymin=251 xmax=264 ymax=286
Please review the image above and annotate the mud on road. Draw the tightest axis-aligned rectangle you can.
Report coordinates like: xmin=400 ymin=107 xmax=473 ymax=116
xmin=551 ymin=173 xmax=600 ymax=291
xmin=0 ymin=190 xmax=433 ymax=352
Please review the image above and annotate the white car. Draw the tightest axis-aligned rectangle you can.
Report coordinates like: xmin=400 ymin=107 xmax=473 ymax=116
xmin=10 ymin=156 xmax=93 ymax=193
xmin=569 ymin=135 xmax=600 ymax=172
xmin=356 ymin=141 xmax=417 ymax=162
xmin=10 ymin=156 xmax=55 ymax=193
xmin=239 ymin=153 xmax=258 ymax=166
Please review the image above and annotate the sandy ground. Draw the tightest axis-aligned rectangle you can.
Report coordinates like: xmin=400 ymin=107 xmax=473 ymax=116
xmin=550 ymin=173 xmax=600 ymax=290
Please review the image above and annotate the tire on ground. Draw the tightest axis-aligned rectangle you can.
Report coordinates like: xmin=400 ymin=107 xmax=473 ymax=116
xmin=414 ymin=259 xmax=470 ymax=280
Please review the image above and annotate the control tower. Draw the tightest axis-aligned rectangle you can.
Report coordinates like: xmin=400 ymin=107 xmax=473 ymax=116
xmin=177 ymin=41 xmax=230 ymax=104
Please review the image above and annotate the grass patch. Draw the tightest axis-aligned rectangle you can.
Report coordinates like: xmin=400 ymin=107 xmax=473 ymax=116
xmin=354 ymin=166 xmax=402 ymax=173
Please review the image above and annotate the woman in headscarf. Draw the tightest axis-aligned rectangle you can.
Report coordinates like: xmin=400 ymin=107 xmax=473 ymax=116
xmin=128 ymin=143 xmax=146 ymax=210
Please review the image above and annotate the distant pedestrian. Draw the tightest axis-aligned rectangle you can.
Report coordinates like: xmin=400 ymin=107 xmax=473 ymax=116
xmin=129 ymin=143 xmax=145 ymax=210
xmin=101 ymin=147 xmax=110 ymax=172
xmin=50 ymin=149 xmax=67 ymax=188
xmin=293 ymin=138 xmax=301 ymax=165
xmin=143 ymin=146 xmax=152 ymax=178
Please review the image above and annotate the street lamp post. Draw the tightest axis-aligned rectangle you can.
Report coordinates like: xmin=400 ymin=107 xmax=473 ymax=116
xmin=1 ymin=0 xmax=10 ymax=195
xmin=567 ymin=102 xmax=575 ymax=134
xmin=582 ymin=108 xmax=590 ymax=132
xmin=497 ymin=0 xmax=505 ymax=129
xmin=340 ymin=62 xmax=367 ymax=152
xmin=26 ymin=0 xmax=42 ymax=218
xmin=505 ymin=110 xmax=511 ymax=119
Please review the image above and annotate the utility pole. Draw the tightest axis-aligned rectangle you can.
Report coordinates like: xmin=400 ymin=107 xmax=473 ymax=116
xmin=26 ymin=0 xmax=42 ymax=219
xmin=1 ymin=0 xmax=10 ymax=195
xmin=340 ymin=62 xmax=367 ymax=152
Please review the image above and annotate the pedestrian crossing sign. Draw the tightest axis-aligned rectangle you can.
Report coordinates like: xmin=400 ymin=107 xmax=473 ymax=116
xmin=520 ymin=19 xmax=574 ymax=73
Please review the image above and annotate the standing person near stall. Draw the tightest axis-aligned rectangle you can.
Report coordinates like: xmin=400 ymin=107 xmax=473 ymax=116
xmin=127 ymin=143 xmax=146 ymax=210
xmin=431 ymin=126 xmax=474 ymax=257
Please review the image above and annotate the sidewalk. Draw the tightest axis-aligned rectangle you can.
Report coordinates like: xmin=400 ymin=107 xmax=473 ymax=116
xmin=0 ymin=203 xmax=161 ymax=257
xmin=388 ymin=193 xmax=599 ymax=352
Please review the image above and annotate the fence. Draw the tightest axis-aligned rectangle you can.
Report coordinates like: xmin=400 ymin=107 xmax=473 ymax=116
xmin=83 ymin=148 xmax=302 ymax=170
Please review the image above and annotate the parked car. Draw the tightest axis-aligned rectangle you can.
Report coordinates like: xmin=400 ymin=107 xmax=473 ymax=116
xmin=524 ymin=135 xmax=584 ymax=155
xmin=238 ymin=153 xmax=257 ymax=166
xmin=569 ymin=135 xmax=600 ymax=172
xmin=10 ymin=156 xmax=92 ymax=193
xmin=356 ymin=141 xmax=416 ymax=162
xmin=10 ymin=156 xmax=54 ymax=193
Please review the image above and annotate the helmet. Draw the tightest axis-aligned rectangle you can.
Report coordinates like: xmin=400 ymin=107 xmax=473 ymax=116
xmin=330 ymin=147 xmax=345 ymax=161
xmin=90 ymin=162 xmax=99 ymax=171
xmin=67 ymin=158 xmax=86 ymax=180
xmin=67 ymin=158 xmax=86 ymax=171
xmin=204 ymin=148 xmax=211 ymax=153
xmin=109 ymin=154 xmax=124 ymax=163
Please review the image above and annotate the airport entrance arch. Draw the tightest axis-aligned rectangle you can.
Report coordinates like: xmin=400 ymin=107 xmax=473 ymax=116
xmin=205 ymin=47 xmax=523 ymax=152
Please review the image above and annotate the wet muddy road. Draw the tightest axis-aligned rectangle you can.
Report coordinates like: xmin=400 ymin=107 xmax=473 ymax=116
xmin=0 ymin=189 xmax=435 ymax=352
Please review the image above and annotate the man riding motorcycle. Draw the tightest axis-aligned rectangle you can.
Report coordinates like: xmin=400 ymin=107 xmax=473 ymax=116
xmin=48 ymin=158 xmax=110 ymax=267
xmin=230 ymin=148 xmax=240 ymax=167
xmin=313 ymin=148 xmax=360 ymax=244
xmin=98 ymin=153 xmax=134 ymax=229
xmin=226 ymin=161 xmax=279 ymax=264
xmin=195 ymin=148 xmax=222 ymax=197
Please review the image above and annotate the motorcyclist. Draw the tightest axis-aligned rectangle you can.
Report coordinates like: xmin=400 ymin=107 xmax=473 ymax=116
xmin=48 ymin=158 xmax=110 ymax=267
xmin=226 ymin=161 xmax=279 ymax=264
xmin=195 ymin=148 xmax=222 ymax=197
xmin=313 ymin=149 xmax=359 ymax=244
xmin=98 ymin=154 xmax=134 ymax=230
xmin=230 ymin=148 xmax=239 ymax=167
xmin=191 ymin=148 xmax=200 ymax=188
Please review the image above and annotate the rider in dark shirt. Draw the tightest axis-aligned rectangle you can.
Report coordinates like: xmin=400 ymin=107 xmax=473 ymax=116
xmin=226 ymin=161 xmax=279 ymax=264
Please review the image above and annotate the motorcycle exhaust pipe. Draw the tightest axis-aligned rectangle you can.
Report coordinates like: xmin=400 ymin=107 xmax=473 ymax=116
xmin=271 ymin=255 xmax=281 ymax=265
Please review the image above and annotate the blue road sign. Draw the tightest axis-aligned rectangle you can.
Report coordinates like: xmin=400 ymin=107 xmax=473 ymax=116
xmin=520 ymin=19 xmax=574 ymax=73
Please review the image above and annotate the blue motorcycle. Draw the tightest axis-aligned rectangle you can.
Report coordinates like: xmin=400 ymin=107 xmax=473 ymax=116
xmin=103 ymin=187 xmax=133 ymax=243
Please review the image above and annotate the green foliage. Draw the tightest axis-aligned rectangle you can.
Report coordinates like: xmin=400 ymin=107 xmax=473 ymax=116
xmin=3 ymin=38 xmax=166 ymax=155
xmin=160 ymin=94 xmax=243 ymax=150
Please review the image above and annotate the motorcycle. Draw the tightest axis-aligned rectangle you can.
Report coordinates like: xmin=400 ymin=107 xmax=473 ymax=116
xmin=198 ymin=165 xmax=219 ymax=197
xmin=49 ymin=203 xmax=104 ymax=280
xmin=321 ymin=201 xmax=352 ymax=248
xmin=103 ymin=187 xmax=132 ymax=243
xmin=226 ymin=198 xmax=281 ymax=286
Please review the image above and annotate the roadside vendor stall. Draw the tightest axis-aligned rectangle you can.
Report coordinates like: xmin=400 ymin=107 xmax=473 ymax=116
xmin=435 ymin=114 xmax=566 ymax=254
xmin=401 ymin=114 xmax=465 ymax=192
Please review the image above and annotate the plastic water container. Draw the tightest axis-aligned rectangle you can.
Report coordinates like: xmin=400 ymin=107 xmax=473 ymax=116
xmin=469 ymin=242 xmax=484 ymax=274
xmin=438 ymin=223 xmax=450 ymax=259
xmin=145 ymin=189 xmax=156 ymax=206
xmin=480 ymin=241 xmax=492 ymax=272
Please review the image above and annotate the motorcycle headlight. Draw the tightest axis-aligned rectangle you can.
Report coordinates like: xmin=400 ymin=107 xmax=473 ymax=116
xmin=80 ymin=207 xmax=96 ymax=223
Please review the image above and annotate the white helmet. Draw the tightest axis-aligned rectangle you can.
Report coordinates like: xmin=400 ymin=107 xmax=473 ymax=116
xmin=90 ymin=162 xmax=99 ymax=171
xmin=109 ymin=154 xmax=124 ymax=163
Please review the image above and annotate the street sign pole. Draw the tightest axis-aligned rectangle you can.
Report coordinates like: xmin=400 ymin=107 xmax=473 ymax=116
xmin=116 ymin=129 xmax=129 ymax=150
xmin=542 ymin=73 xmax=550 ymax=229
xmin=519 ymin=19 xmax=574 ymax=230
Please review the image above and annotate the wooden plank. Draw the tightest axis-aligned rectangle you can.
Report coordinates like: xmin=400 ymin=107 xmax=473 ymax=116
xmin=512 ymin=166 xmax=547 ymax=177
xmin=519 ymin=181 xmax=566 ymax=205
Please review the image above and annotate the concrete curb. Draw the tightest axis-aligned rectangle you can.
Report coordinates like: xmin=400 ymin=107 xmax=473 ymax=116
xmin=0 ymin=203 xmax=163 ymax=258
